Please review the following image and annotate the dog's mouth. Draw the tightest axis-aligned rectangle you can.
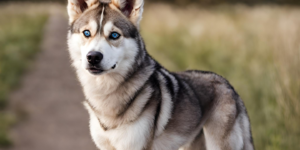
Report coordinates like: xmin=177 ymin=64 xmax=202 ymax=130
xmin=87 ymin=63 xmax=117 ymax=75
xmin=88 ymin=67 xmax=104 ymax=74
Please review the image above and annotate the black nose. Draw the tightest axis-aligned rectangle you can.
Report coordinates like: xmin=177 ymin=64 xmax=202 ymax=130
xmin=87 ymin=51 xmax=103 ymax=65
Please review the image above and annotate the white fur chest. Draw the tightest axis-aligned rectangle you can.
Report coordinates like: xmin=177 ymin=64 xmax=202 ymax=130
xmin=85 ymin=101 xmax=154 ymax=150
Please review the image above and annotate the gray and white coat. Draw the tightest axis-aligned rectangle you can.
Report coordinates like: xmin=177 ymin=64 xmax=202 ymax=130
xmin=67 ymin=0 xmax=255 ymax=149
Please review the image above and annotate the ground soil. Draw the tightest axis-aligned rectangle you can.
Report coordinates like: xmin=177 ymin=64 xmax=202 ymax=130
xmin=5 ymin=11 xmax=98 ymax=150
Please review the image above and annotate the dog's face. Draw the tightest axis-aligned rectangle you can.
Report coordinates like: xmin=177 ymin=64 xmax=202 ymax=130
xmin=67 ymin=0 xmax=144 ymax=76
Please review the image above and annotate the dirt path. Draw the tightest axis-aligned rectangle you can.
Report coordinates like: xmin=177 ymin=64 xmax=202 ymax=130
xmin=6 ymin=10 xmax=98 ymax=150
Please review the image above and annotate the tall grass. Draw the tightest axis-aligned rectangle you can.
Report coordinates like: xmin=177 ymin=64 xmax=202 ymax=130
xmin=0 ymin=3 xmax=48 ymax=147
xmin=141 ymin=4 xmax=300 ymax=150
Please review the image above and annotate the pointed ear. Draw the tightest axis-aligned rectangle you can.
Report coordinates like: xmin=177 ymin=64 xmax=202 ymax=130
xmin=67 ymin=0 xmax=100 ymax=24
xmin=111 ymin=0 xmax=144 ymax=28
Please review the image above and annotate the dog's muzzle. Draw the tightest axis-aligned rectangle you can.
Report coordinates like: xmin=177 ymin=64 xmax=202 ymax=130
xmin=87 ymin=51 xmax=104 ymax=74
xmin=87 ymin=51 xmax=103 ymax=66
xmin=86 ymin=51 xmax=117 ymax=75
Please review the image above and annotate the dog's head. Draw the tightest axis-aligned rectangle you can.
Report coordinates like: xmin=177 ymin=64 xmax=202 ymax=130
xmin=67 ymin=0 xmax=145 ymax=76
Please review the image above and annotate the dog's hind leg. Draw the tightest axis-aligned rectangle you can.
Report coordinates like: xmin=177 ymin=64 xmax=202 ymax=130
xmin=180 ymin=130 xmax=206 ymax=150
xmin=240 ymin=112 xmax=255 ymax=150
xmin=202 ymin=85 xmax=254 ymax=150
xmin=203 ymin=100 xmax=241 ymax=150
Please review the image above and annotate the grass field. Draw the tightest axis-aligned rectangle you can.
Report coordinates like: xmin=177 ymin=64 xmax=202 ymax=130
xmin=0 ymin=3 xmax=48 ymax=147
xmin=141 ymin=4 xmax=300 ymax=150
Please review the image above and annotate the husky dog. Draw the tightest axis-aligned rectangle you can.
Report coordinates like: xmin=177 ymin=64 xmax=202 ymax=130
xmin=67 ymin=0 xmax=254 ymax=149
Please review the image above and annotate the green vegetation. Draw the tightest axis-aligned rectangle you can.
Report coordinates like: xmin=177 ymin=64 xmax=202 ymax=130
xmin=141 ymin=4 xmax=300 ymax=150
xmin=149 ymin=0 xmax=300 ymax=5
xmin=0 ymin=4 xmax=48 ymax=147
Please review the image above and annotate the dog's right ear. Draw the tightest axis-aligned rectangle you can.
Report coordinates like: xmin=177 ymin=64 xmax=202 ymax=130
xmin=67 ymin=0 xmax=99 ymax=24
xmin=111 ymin=0 xmax=144 ymax=29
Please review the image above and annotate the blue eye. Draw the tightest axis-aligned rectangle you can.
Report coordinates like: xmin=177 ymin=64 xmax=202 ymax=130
xmin=109 ymin=32 xmax=120 ymax=40
xmin=83 ymin=30 xmax=91 ymax=37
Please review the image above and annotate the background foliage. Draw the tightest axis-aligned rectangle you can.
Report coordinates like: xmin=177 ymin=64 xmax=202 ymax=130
xmin=150 ymin=0 xmax=300 ymax=5
xmin=0 ymin=4 xmax=48 ymax=147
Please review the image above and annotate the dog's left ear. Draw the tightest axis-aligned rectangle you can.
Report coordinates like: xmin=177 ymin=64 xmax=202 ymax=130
xmin=67 ymin=0 xmax=100 ymax=24
xmin=111 ymin=0 xmax=144 ymax=28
